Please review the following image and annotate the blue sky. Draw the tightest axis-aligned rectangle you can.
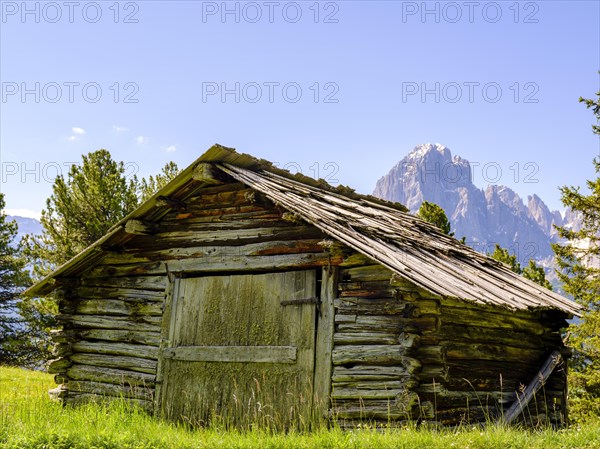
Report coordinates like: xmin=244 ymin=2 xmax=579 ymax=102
xmin=1 ymin=0 xmax=598 ymax=218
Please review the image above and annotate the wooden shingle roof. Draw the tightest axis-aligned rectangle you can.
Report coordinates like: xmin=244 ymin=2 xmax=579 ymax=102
xmin=25 ymin=144 xmax=582 ymax=316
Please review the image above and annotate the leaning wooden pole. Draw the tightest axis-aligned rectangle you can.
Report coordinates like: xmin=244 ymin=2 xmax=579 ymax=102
xmin=500 ymin=350 xmax=563 ymax=425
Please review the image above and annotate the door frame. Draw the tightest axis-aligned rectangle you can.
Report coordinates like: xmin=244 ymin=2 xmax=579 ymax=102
xmin=154 ymin=270 xmax=182 ymax=416
xmin=313 ymin=266 xmax=337 ymax=418
xmin=153 ymin=267 xmax=337 ymax=420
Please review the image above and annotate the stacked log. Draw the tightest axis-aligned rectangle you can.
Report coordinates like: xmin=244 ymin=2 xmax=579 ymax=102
xmin=415 ymin=298 xmax=568 ymax=426
xmin=49 ymin=275 xmax=166 ymax=409
xmin=331 ymin=264 xmax=433 ymax=423
xmin=330 ymin=262 xmax=568 ymax=427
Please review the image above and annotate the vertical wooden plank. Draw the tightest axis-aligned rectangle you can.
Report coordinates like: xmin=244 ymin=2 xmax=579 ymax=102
xmin=292 ymin=270 xmax=317 ymax=419
xmin=174 ymin=274 xmax=203 ymax=347
xmin=562 ymin=362 xmax=569 ymax=426
xmin=313 ymin=266 xmax=338 ymax=417
xmin=153 ymin=274 xmax=179 ymax=417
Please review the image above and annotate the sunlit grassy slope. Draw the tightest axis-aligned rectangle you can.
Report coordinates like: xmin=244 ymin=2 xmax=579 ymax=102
xmin=1 ymin=366 xmax=599 ymax=449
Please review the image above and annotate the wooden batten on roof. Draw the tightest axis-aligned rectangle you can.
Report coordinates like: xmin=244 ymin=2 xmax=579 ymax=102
xmin=24 ymin=144 xmax=583 ymax=317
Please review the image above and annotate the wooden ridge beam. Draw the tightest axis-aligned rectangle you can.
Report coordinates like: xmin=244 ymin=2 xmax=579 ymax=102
xmin=125 ymin=219 xmax=158 ymax=236
xmin=192 ymin=162 xmax=232 ymax=185
xmin=155 ymin=196 xmax=187 ymax=211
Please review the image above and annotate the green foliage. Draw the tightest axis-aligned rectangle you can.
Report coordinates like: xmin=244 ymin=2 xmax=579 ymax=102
xmin=490 ymin=244 xmax=552 ymax=290
xmin=522 ymin=260 xmax=553 ymax=290
xmin=568 ymin=311 xmax=600 ymax=422
xmin=18 ymin=151 xmax=179 ymax=368
xmin=552 ymin=155 xmax=600 ymax=303
xmin=491 ymin=244 xmax=521 ymax=273
xmin=2 ymin=366 xmax=600 ymax=449
xmin=0 ymin=195 xmax=27 ymax=294
xmin=417 ymin=201 xmax=453 ymax=236
xmin=0 ymin=194 xmax=45 ymax=367
xmin=23 ymin=152 xmax=180 ymax=279
xmin=579 ymin=92 xmax=600 ymax=136
xmin=18 ymin=150 xmax=142 ymax=367
xmin=23 ymin=150 xmax=139 ymax=279
xmin=138 ymin=161 xmax=180 ymax=202
xmin=552 ymin=90 xmax=600 ymax=422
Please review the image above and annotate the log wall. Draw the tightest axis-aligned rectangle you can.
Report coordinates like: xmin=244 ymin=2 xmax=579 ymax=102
xmin=425 ymin=299 xmax=569 ymax=426
xmin=332 ymin=263 xmax=569 ymax=427
xmin=331 ymin=263 xmax=436 ymax=423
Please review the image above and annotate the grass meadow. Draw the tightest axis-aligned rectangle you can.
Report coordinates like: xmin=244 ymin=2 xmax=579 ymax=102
xmin=1 ymin=366 xmax=599 ymax=449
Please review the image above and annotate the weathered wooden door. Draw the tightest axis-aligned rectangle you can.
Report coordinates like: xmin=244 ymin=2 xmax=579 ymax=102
xmin=158 ymin=270 xmax=317 ymax=427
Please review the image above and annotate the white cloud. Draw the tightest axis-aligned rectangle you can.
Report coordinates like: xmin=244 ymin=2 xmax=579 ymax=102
xmin=67 ymin=127 xmax=86 ymax=141
xmin=166 ymin=145 xmax=177 ymax=153
xmin=4 ymin=209 xmax=42 ymax=220
xmin=113 ymin=125 xmax=129 ymax=132
xmin=135 ymin=136 xmax=147 ymax=145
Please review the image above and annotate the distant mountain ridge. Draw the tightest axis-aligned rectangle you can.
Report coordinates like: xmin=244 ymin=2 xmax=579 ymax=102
xmin=372 ymin=143 xmax=580 ymax=267
xmin=7 ymin=215 xmax=42 ymax=243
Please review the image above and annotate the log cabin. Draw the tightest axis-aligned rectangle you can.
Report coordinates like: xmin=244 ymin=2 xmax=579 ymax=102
xmin=25 ymin=144 xmax=582 ymax=428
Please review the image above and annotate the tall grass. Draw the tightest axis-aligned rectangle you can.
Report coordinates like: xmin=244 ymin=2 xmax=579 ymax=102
xmin=1 ymin=366 xmax=599 ymax=449
xmin=161 ymin=368 xmax=326 ymax=432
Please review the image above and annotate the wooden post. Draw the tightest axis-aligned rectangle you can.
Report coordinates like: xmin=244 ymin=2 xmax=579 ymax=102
xmin=313 ymin=266 xmax=338 ymax=419
xmin=153 ymin=273 xmax=180 ymax=418
xmin=500 ymin=350 xmax=562 ymax=425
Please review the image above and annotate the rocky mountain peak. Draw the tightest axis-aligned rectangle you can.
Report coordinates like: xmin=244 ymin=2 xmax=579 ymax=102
xmin=373 ymin=144 xmax=574 ymax=266
xmin=527 ymin=194 xmax=560 ymax=236
xmin=374 ymin=144 xmax=473 ymax=212
xmin=486 ymin=185 xmax=529 ymax=216
xmin=406 ymin=143 xmax=450 ymax=159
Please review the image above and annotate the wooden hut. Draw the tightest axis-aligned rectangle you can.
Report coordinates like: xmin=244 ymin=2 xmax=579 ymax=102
xmin=25 ymin=144 xmax=582 ymax=427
